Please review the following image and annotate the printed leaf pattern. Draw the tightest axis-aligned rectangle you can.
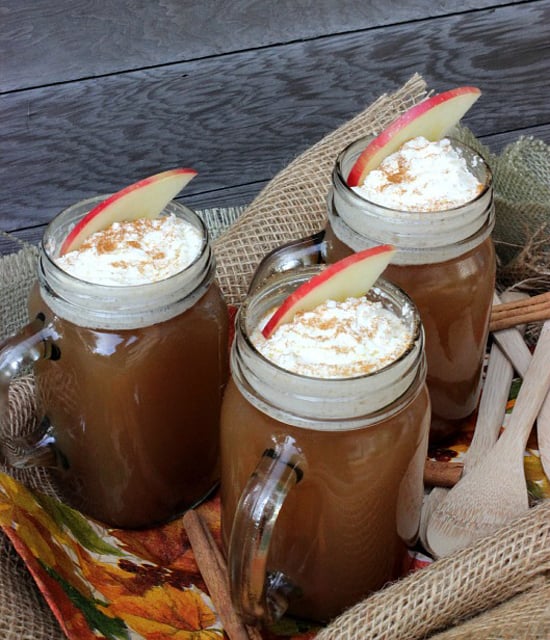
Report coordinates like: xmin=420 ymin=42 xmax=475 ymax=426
xmin=0 ymin=474 xmax=227 ymax=639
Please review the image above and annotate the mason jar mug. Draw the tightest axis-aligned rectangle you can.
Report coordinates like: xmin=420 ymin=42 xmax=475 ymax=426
xmin=0 ymin=197 xmax=229 ymax=528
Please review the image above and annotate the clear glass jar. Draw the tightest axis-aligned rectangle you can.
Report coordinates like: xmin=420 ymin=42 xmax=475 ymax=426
xmin=326 ymin=136 xmax=496 ymax=442
xmin=220 ymin=268 xmax=430 ymax=624
xmin=0 ymin=197 xmax=229 ymax=528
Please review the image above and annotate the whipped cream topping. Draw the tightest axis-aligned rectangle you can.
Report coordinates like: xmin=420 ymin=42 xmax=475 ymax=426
xmin=252 ymin=296 xmax=411 ymax=378
xmin=353 ymin=136 xmax=483 ymax=211
xmin=57 ymin=215 xmax=203 ymax=286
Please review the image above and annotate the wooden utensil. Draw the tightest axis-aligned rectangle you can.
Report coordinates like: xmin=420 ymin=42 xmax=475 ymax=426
xmin=465 ymin=291 xmax=531 ymax=472
xmin=418 ymin=487 xmax=446 ymax=555
xmin=426 ymin=320 xmax=550 ymax=558
xmin=463 ymin=341 xmax=514 ymax=474
xmin=419 ymin=293 xmax=519 ymax=553
xmin=493 ymin=317 xmax=550 ymax=480
xmin=539 ymin=402 xmax=550 ymax=479
xmin=420 ymin=335 xmax=513 ymax=555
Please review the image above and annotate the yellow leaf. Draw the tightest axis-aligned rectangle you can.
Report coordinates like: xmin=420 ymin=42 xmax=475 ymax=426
xmin=107 ymin=584 xmax=221 ymax=639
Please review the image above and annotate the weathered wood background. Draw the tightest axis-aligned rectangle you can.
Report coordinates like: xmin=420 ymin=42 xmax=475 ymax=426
xmin=1 ymin=0 xmax=549 ymax=246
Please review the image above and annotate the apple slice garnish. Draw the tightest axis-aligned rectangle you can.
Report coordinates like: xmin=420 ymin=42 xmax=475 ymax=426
xmin=261 ymin=244 xmax=396 ymax=339
xmin=347 ymin=86 xmax=481 ymax=187
xmin=60 ymin=167 xmax=197 ymax=255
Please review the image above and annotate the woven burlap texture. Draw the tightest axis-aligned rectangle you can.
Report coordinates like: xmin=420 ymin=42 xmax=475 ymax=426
xmin=450 ymin=129 xmax=550 ymax=294
xmin=0 ymin=528 xmax=66 ymax=640
xmin=213 ymin=74 xmax=428 ymax=306
xmin=429 ymin=575 xmax=550 ymax=640
xmin=492 ymin=136 xmax=550 ymax=291
xmin=0 ymin=243 xmax=66 ymax=638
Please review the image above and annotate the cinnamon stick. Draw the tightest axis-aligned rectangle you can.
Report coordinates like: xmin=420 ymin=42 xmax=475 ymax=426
xmin=182 ymin=509 xmax=263 ymax=640
xmin=490 ymin=291 xmax=550 ymax=331
xmin=423 ymin=459 xmax=463 ymax=488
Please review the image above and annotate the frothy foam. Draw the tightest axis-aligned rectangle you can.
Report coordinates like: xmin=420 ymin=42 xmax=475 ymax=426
xmin=252 ymin=296 xmax=411 ymax=378
xmin=353 ymin=137 xmax=483 ymax=211
xmin=57 ymin=215 xmax=202 ymax=285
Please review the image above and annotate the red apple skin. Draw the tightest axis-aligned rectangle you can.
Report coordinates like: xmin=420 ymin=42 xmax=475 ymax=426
xmin=261 ymin=244 xmax=396 ymax=339
xmin=347 ymin=86 xmax=481 ymax=187
xmin=59 ymin=167 xmax=197 ymax=255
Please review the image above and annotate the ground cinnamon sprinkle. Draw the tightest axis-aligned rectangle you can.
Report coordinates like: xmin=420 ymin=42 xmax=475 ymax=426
xmin=382 ymin=156 xmax=410 ymax=185
xmin=80 ymin=218 xmax=159 ymax=255
xmin=253 ymin=297 xmax=411 ymax=378
xmin=354 ymin=136 xmax=484 ymax=212
xmin=57 ymin=214 xmax=203 ymax=286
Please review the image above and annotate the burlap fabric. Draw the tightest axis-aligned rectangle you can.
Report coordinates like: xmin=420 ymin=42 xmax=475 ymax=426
xmin=493 ymin=136 xmax=550 ymax=291
xmin=0 ymin=239 xmax=68 ymax=639
xmin=1 ymin=75 xmax=549 ymax=639
xmin=446 ymin=127 xmax=550 ymax=295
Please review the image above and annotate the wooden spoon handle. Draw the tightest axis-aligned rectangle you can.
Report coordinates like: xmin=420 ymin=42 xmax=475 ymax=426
xmin=492 ymin=327 xmax=530 ymax=377
xmin=490 ymin=294 xmax=550 ymax=477
xmin=499 ymin=320 xmax=550 ymax=452
xmin=464 ymin=340 xmax=512 ymax=473
xmin=539 ymin=409 xmax=550 ymax=478
xmin=463 ymin=292 xmax=529 ymax=472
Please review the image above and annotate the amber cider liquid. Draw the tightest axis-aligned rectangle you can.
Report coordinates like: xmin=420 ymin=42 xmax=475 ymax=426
xmin=325 ymin=225 xmax=495 ymax=442
xmin=29 ymin=283 xmax=228 ymax=528
xmin=220 ymin=378 xmax=430 ymax=622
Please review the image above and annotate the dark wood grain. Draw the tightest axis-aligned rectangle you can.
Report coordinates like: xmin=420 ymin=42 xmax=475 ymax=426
xmin=6 ymin=120 xmax=550 ymax=250
xmin=1 ymin=0 xmax=522 ymax=91
xmin=1 ymin=1 xmax=548 ymax=233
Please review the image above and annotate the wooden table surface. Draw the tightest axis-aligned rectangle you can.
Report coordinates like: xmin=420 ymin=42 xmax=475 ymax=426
xmin=1 ymin=0 xmax=549 ymax=249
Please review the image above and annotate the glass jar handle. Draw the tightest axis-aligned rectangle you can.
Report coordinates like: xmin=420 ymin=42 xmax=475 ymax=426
xmin=0 ymin=314 xmax=58 ymax=468
xmin=228 ymin=438 xmax=303 ymax=625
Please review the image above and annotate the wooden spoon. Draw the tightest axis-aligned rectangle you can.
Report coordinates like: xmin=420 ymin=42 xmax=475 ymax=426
xmin=539 ymin=402 xmax=550 ymax=479
xmin=419 ymin=292 xmax=521 ymax=554
xmin=465 ymin=292 xmax=529 ymax=473
xmin=494 ymin=319 xmax=550 ymax=480
xmin=426 ymin=319 xmax=550 ymax=557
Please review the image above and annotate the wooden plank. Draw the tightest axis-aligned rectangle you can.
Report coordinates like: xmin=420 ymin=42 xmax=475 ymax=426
xmin=1 ymin=0 xmax=520 ymax=91
xmin=5 ymin=120 xmax=548 ymax=251
xmin=1 ymin=1 xmax=549 ymax=232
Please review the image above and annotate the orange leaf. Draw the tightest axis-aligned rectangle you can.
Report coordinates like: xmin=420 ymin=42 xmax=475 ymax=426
xmin=107 ymin=583 xmax=221 ymax=639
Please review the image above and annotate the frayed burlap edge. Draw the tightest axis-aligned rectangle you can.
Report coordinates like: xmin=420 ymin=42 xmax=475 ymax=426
xmin=315 ymin=500 xmax=550 ymax=640
xmin=495 ymin=220 xmax=550 ymax=293
xmin=213 ymin=73 xmax=428 ymax=306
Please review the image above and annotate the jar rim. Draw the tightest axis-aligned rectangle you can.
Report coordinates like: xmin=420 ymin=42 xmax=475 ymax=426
xmin=334 ymin=135 xmax=493 ymax=214
xmin=231 ymin=267 xmax=427 ymax=428
xmin=330 ymin=136 xmax=495 ymax=263
xmin=38 ymin=197 xmax=215 ymax=329
xmin=237 ymin=268 xmax=421 ymax=382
